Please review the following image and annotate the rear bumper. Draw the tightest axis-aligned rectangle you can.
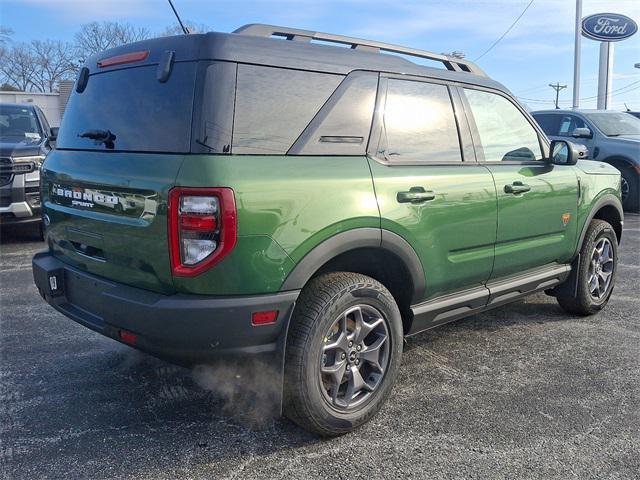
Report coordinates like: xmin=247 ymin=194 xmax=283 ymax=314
xmin=32 ymin=251 xmax=299 ymax=365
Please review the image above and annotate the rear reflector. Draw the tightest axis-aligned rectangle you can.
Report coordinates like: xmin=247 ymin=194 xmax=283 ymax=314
xmin=118 ymin=330 xmax=138 ymax=345
xmin=180 ymin=214 xmax=217 ymax=231
xmin=251 ymin=311 xmax=278 ymax=326
xmin=98 ymin=50 xmax=149 ymax=68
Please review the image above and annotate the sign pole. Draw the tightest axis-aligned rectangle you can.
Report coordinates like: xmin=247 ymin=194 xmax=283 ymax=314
xmin=597 ymin=41 xmax=614 ymax=109
xmin=572 ymin=0 xmax=582 ymax=109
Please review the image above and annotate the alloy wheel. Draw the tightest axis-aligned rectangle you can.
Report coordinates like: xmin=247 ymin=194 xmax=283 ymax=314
xmin=319 ymin=305 xmax=390 ymax=410
xmin=588 ymin=237 xmax=614 ymax=300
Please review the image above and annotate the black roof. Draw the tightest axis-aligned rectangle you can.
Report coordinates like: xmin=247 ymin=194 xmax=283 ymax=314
xmin=84 ymin=24 xmax=508 ymax=93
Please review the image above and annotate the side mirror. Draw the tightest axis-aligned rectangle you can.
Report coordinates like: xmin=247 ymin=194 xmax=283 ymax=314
xmin=571 ymin=127 xmax=592 ymax=138
xmin=49 ymin=127 xmax=59 ymax=141
xmin=549 ymin=140 xmax=578 ymax=166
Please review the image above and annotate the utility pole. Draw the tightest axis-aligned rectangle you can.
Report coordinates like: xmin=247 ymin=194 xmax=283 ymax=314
xmin=549 ymin=83 xmax=567 ymax=109
xmin=572 ymin=0 xmax=582 ymax=109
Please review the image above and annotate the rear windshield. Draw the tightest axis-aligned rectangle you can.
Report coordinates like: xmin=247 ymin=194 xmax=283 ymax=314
xmin=57 ymin=63 xmax=196 ymax=153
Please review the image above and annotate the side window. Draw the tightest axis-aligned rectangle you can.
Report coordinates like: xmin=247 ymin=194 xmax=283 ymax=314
xmin=379 ymin=79 xmax=461 ymax=162
xmin=464 ymin=89 xmax=542 ymax=162
xmin=532 ymin=113 xmax=561 ymax=136
xmin=233 ymin=65 xmax=342 ymax=154
xmin=194 ymin=61 xmax=237 ymax=154
xmin=289 ymin=71 xmax=378 ymax=155
xmin=558 ymin=115 xmax=586 ymax=137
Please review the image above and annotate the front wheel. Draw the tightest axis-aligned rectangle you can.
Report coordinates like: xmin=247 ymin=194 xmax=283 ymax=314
xmin=283 ymin=272 xmax=403 ymax=436
xmin=557 ymin=219 xmax=618 ymax=315
xmin=620 ymin=165 xmax=639 ymax=212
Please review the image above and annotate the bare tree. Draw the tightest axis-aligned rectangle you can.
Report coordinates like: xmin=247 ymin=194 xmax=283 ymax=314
xmin=0 ymin=26 xmax=12 ymax=44
xmin=159 ymin=21 xmax=211 ymax=37
xmin=74 ymin=21 xmax=151 ymax=61
xmin=0 ymin=26 xmax=13 ymax=61
xmin=30 ymin=40 xmax=77 ymax=92
xmin=0 ymin=43 xmax=37 ymax=91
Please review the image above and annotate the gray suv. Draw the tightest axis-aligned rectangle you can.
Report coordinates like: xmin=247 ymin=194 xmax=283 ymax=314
xmin=0 ymin=103 xmax=57 ymax=234
xmin=532 ymin=109 xmax=640 ymax=211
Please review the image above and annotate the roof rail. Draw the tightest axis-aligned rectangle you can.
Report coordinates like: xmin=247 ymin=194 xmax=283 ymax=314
xmin=233 ymin=24 xmax=486 ymax=76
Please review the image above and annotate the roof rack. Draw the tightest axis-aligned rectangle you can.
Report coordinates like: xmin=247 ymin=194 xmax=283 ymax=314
xmin=233 ymin=24 xmax=486 ymax=76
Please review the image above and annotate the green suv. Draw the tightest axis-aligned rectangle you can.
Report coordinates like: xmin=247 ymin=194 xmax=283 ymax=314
xmin=32 ymin=24 xmax=623 ymax=436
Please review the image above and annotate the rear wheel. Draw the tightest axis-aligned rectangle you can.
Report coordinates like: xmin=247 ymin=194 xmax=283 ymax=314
xmin=284 ymin=272 xmax=403 ymax=436
xmin=557 ymin=219 xmax=618 ymax=315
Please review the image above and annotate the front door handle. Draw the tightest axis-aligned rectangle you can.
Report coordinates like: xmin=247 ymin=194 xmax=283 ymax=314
xmin=504 ymin=181 xmax=531 ymax=194
xmin=397 ymin=186 xmax=436 ymax=204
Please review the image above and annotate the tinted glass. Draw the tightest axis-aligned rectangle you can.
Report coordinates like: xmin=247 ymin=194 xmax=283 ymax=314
xmin=532 ymin=113 xmax=561 ymax=136
xmin=193 ymin=62 xmax=236 ymax=154
xmin=57 ymin=63 xmax=196 ymax=153
xmin=289 ymin=71 xmax=378 ymax=155
xmin=558 ymin=115 xmax=587 ymax=136
xmin=379 ymin=79 xmax=461 ymax=162
xmin=585 ymin=112 xmax=640 ymax=136
xmin=233 ymin=65 xmax=342 ymax=154
xmin=0 ymin=105 xmax=42 ymax=140
xmin=465 ymin=89 xmax=542 ymax=162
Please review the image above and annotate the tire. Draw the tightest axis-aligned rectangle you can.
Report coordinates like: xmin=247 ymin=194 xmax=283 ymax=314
xmin=620 ymin=165 xmax=639 ymax=212
xmin=557 ymin=219 xmax=618 ymax=315
xmin=283 ymin=272 xmax=403 ymax=436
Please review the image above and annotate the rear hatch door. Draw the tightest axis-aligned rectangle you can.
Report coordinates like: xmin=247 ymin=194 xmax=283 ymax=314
xmin=43 ymin=38 xmax=200 ymax=293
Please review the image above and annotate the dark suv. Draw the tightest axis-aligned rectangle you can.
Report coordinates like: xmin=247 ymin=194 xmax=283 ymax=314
xmin=0 ymin=103 xmax=57 ymax=232
xmin=532 ymin=109 xmax=640 ymax=211
xmin=33 ymin=25 xmax=623 ymax=436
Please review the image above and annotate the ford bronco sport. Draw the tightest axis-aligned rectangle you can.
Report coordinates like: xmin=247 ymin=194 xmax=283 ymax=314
xmin=33 ymin=25 xmax=623 ymax=436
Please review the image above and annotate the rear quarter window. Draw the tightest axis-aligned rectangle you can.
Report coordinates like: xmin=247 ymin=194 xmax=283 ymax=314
xmin=232 ymin=65 xmax=343 ymax=154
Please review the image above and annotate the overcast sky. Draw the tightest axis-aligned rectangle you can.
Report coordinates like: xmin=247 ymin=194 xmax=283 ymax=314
xmin=2 ymin=0 xmax=639 ymax=110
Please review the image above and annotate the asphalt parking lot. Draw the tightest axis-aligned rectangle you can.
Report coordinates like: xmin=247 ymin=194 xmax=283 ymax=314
xmin=1 ymin=216 xmax=639 ymax=479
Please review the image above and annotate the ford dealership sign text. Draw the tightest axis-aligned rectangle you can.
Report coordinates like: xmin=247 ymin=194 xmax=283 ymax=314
xmin=582 ymin=13 xmax=638 ymax=42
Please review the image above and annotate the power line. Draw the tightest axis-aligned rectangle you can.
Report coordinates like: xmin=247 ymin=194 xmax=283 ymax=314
xmin=579 ymin=80 xmax=640 ymax=102
xmin=517 ymin=80 xmax=640 ymax=104
xmin=474 ymin=0 xmax=535 ymax=61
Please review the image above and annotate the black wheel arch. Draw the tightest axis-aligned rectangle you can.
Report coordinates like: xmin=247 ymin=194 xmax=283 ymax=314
xmin=602 ymin=155 xmax=637 ymax=173
xmin=280 ymin=228 xmax=426 ymax=307
xmin=577 ymin=194 xmax=623 ymax=250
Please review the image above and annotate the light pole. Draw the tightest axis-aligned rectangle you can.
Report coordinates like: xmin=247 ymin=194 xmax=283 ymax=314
xmin=572 ymin=0 xmax=582 ymax=109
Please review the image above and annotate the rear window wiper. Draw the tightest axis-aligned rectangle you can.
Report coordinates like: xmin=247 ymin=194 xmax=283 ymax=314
xmin=79 ymin=129 xmax=116 ymax=149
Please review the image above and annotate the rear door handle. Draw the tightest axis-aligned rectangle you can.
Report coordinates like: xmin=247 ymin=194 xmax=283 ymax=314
xmin=504 ymin=181 xmax=531 ymax=194
xmin=397 ymin=187 xmax=436 ymax=204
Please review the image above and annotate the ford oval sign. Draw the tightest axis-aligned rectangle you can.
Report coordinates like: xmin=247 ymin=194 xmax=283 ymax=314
xmin=582 ymin=13 xmax=638 ymax=42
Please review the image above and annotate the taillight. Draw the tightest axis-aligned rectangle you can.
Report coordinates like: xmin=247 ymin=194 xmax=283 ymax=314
xmin=168 ymin=187 xmax=237 ymax=277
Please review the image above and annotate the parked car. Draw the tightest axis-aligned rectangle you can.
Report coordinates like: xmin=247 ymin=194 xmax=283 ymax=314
xmin=532 ymin=109 xmax=640 ymax=211
xmin=0 ymin=103 xmax=57 ymax=234
xmin=33 ymin=25 xmax=623 ymax=436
